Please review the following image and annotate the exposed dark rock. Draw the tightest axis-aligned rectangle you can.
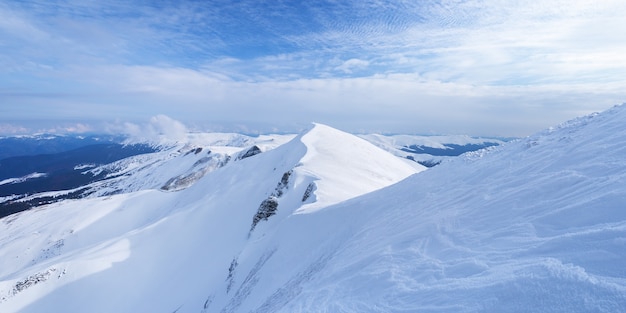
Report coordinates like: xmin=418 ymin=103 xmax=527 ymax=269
xmin=249 ymin=169 xmax=295 ymax=232
xmin=251 ymin=197 xmax=278 ymax=231
xmin=302 ymin=182 xmax=316 ymax=202
xmin=417 ymin=159 xmax=442 ymax=168
xmin=13 ymin=269 xmax=55 ymax=295
xmin=237 ymin=146 xmax=261 ymax=160
xmin=226 ymin=257 xmax=238 ymax=293
xmin=272 ymin=170 xmax=292 ymax=197
xmin=184 ymin=147 xmax=203 ymax=156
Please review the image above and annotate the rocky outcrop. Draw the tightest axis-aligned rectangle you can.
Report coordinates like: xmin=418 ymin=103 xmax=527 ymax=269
xmin=236 ymin=146 xmax=262 ymax=160
xmin=161 ymin=154 xmax=229 ymax=191
xmin=250 ymin=170 xmax=293 ymax=232
xmin=250 ymin=197 xmax=279 ymax=232
xmin=302 ymin=182 xmax=316 ymax=202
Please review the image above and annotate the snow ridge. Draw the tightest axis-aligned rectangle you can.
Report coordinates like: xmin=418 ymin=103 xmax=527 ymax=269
xmin=0 ymin=123 xmax=420 ymax=312
xmin=1 ymin=105 xmax=626 ymax=312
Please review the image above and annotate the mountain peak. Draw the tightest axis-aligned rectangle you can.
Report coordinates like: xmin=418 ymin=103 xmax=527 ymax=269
xmin=3 ymin=106 xmax=625 ymax=312
xmin=295 ymin=122 xmax=423 ymax=213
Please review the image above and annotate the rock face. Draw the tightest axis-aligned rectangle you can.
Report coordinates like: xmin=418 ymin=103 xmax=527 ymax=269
xmin=301 ymin=182 xmax=316 ymax=202
xmin=273 ymin=171 xmax=291 ymax=197
xmin=237 ymin=146 xmax=262 ymax=160
xmin=250 ymin=170 xmax=293 ymax=232
xmin=251 ymin=197 xmax=279 ymax=231
xmin=160 ymin=153 xmax=230 ymax=192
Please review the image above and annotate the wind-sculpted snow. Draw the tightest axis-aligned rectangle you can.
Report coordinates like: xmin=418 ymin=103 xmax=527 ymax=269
xmin=267 ymin=105 xmax=626 ymax=312
xmin=295 ymin=123 xmax=423 ymax=213
xmin=2 ymin=105 xmax=625 ymax=312
xmin=0 ymin=123 xmax=419 ymax=312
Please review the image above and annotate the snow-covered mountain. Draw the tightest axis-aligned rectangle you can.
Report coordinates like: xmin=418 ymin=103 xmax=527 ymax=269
xmin=0 ymin=132 xmax=295 ymax=218
xmin=1 ymin=105 xmax=626 ymax=312
xmin=0 ymin=134 xmax=125 ymax=160
xmin=360 ymin=133 xmax=505 ymax=167
xmin=0 ymin=123 xmax=421 ymax=312
xmin=0 ymin=128 xmax=493 ymax=217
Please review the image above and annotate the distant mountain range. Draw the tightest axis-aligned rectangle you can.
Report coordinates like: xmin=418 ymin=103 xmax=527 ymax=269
xmin=0 ymin=131 xmax=501 ymax=218
xmin=0 ymin=134 xmax=126 ymax=160
xmin=359 ymin=133 xmax=505 ymax=167
xmin=2 ymin=108 xmax=625 ymax=312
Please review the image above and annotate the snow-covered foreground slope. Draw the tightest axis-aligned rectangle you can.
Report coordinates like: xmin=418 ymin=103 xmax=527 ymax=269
xmin=281 ymin=107 xmax=626 ymax=312
xmin=0 ymin=124 xmax=421 ymax=312
xmin=2 ymin=104 xmax=626 ymax=311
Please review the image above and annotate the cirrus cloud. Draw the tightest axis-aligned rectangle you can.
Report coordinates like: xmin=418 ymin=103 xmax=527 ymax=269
xmin=1 ymin=0 xmax=625 ymax=136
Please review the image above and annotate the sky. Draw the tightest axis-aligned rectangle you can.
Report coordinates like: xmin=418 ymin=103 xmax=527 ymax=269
xmin=1 ymin=0 xmax=625 ymax=137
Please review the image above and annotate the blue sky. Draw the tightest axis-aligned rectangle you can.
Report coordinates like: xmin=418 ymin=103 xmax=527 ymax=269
xmin=1 ymin=0 xmax=625 ymax=136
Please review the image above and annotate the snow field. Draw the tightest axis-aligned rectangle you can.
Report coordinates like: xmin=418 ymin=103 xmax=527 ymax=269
xmin=1 ymin=105 xmax=626 ymax=312
xmin=0 ymin=123 xmax=419 ymax=312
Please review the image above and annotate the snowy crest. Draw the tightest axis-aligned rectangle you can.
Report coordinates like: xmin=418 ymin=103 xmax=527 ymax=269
xmin=294 ymin=123 xmax=422 ymax=213
xmin=3 ymin=106 xmax=626 ymax=312
xmin=0 ymin=122 xmax=421 ymax=312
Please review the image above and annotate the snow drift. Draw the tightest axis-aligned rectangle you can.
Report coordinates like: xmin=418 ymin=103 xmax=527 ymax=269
xmin=0 ymin=123 xmax=420 ymax=312
xmin=1 ymin=104 xmax=626 ymax=312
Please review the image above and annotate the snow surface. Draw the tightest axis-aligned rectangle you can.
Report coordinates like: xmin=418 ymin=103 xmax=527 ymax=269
xmin=123 ymin=131 xmax=295 ymax=150
xmin=0 ymin=123 xmax=420 ymax=312
xmin=77 ymin=132 xmax=296 ymax=197
xmin=359 ymin=133 xmax=505 ymax=165
xmin=0 ymin=173 xmax=47 ymax=186
xmin=295 ymin=123 xmax=421 ymax=213
xmin=1 ymin=106 xmax=626 ymax=312
xmin=360 ymin=133 xmax=503 ymax=150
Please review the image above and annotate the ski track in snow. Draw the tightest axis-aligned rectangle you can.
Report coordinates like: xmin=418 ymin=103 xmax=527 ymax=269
xmin=1 ymin=106 xmax=626 ymax=312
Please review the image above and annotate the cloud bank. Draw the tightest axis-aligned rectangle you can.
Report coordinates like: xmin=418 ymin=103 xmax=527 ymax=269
xmin=1 ymin=0 xmax=625 ymax=136
xmin=122 ymin=115 xmax=188 ymax=145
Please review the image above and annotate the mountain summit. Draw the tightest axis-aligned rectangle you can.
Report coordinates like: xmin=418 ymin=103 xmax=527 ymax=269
xmin=2 ymin=107 xmax=626 ymax=312
xmin=0 ymin=123 xmax=420 ymax=312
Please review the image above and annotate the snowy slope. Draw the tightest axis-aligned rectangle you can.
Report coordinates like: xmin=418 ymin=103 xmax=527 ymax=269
xmin=0 ymin=132 xmax=294 ymax=216
xmin=360 ymin=133 xmax=503 ymax=149
xmin=86 ymin=131 xmax=296 ymax=195
xmin=2 ymin=104 xmax=626 ymax=312
xmin=295 ymin=123 xmax=424 ymax=212
xmin=0 ymin=124 xmax=420 ymax=312
xmin=0 ymin=173 xmax=47 ymax=186
xmin=360 ymin=133 xmax=505 ymax=166
xmin=228 ymin=106 xmax=626 ymax=312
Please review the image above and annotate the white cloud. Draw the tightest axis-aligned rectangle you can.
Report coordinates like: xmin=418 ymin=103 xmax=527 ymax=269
xmin=43 ymin=123 xmax=93 ymax=134
xmin=0 ymin=123 xmax=29 ymax=135
xmin=3 ymin=62 xmax=625 ymax=136
xmin=1 ymin=0 xmax=626 ymax=136
xmin=123 ymin=115 xmax=188 ymax=145
xmin=335 ymin=59 xmax=370 ymax=74
xmin=149 ymin=115 xmax=187 ymax=141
